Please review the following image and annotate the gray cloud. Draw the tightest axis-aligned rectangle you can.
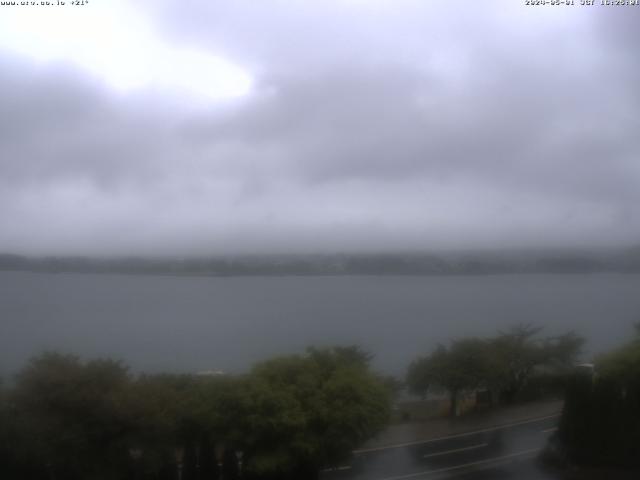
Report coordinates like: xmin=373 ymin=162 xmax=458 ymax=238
xmin=1 ymin=1 xmax=639 ymax=255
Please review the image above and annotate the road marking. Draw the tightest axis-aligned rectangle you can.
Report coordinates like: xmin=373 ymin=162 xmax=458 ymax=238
xmin=542 ymin=427 xmax=557 ymax=433
xmin=376 ymin=448 xmax=541 ymax=480
xmin=423 ymin=443 xmax=488 ymax=459
xmin=354 ymin=413 xmax=560 ymax=454
xmin=322 ymin=465 xmax=352 ymax=472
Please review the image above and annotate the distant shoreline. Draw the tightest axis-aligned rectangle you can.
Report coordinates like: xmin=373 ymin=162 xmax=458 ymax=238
xmin=2 ymin=249 xmax=639 ymax=277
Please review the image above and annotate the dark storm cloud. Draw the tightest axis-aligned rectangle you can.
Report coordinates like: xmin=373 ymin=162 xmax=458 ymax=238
xmin=0 ymin=1 xmax=639 ymax=254
xmin=184 ymin=36 xmax=638 ymax=200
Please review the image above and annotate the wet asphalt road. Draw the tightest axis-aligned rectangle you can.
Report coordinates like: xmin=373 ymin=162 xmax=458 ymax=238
xmin=321 ymin=415 xmax=561 ymax=480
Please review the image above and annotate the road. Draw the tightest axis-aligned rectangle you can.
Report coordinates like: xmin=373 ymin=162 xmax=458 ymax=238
xmin=321 ymin=414 xmax=561 ymax=480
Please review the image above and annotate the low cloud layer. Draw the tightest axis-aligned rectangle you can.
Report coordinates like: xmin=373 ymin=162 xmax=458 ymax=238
xmin=0 ymin=1 xmax=639 ymax=255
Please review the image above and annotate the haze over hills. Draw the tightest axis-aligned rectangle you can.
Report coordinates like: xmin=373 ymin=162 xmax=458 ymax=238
xmin=2 ymin=4 xmax=640 ymax=260
xmin=2 ymin=247 xmax=639 ymax=277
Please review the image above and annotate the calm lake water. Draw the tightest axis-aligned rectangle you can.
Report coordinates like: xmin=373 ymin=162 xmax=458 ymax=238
xmin=1 ymin=271 xmax=639 ymax=377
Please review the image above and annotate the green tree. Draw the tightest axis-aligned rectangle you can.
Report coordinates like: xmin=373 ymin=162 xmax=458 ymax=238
xmin=122 ymin=373 xmax=197 ymax=477
xmin=488 ymin=325 xmax=583 ymax=403
xmin=406 ymin=338 xmax=489 ymax=416
xmin=407 ymin=326 xmax=584 ymax=412
xmin=12 ymin=352 xmax=133 ymax=480
xmin=3 ymin=346 xmax=391 ymax=479
xmin=596 ymin=332 xmax=640 ymax=388
xmin=559 ymin=328 xmax=640 ymax=467
xmin=232 ymin=347 xmax=391 ymax=479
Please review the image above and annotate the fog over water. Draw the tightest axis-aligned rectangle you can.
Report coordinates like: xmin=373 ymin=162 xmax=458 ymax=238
xmin=2 ymin=271 xmax=638 ymax=377
xmin=1 ymin=2 xmax=640 ymax=378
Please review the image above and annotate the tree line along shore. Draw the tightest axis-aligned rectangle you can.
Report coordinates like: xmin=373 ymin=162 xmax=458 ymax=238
xmin=2 ymin=249 xmax=640 ymax=277
xmin=1 ymin=325 xmax=639 ymax=479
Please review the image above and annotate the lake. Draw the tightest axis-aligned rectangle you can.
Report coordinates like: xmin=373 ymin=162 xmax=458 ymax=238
xmin=1 ymin=271 xmax=639 ymax=377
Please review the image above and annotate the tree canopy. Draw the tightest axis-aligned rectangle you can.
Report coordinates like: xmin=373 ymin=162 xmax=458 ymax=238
xmin=407 ymin=338 xmax=489 ymax=416
xmin=559 ymin=326 xmax=640 ymax=468
xmin=236 ymin=346 xmax=390 ymax=478
xmin=406 ymin=325 xmax=584 ymax=414
xmin=0 ymin=346 xmax=390 ymax=480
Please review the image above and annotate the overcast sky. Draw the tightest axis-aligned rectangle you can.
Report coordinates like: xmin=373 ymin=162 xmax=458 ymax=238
xmin=0 ymin=0 xmax=638 ymax=255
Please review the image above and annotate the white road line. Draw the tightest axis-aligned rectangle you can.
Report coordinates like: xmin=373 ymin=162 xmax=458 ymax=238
xmin=322 ymin=465 xmax=352 ymax=472
xmin=376 ymin=448 xmax=541 ymax=480
xmin=354 ymin=413 xmax=560 ymax=454
xmin=542 ymin=427 xmax=558 ymax=433
xmin=422 ymin=443 xmax=488 ymax=459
